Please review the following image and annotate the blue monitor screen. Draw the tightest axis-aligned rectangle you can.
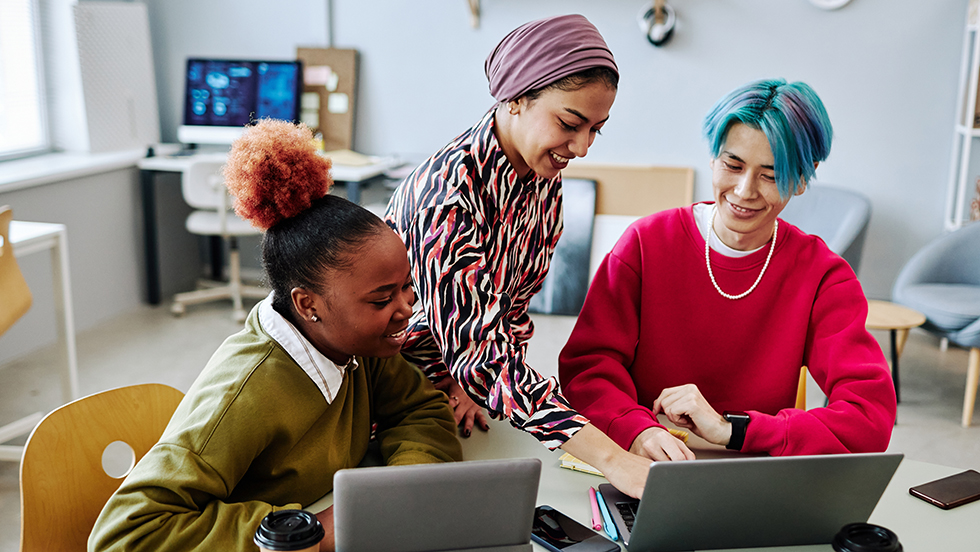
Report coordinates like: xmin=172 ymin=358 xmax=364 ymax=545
xmin=182 ymin=58 xmax=302 ymax=128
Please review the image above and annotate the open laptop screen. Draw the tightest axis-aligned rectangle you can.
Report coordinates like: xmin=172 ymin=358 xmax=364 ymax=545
xmin=334 ymin=458 xmax=541 ymax=552
xmin=601 ymin=453 xmax=903 ymax=552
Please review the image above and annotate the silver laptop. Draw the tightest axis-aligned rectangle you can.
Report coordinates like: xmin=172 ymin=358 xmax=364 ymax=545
xmin=600 ymin=452 xmax=903 ymax=552
xmin=333 ymin=458 xmax=541 ymax=552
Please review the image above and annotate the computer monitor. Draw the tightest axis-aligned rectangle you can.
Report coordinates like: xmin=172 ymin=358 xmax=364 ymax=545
xmin=177 ymin=58 xmax=303 ymax=146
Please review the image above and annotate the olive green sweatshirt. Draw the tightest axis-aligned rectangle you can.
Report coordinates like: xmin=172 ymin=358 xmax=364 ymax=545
xmin=89 ymin=302 xmax=461 ymax=552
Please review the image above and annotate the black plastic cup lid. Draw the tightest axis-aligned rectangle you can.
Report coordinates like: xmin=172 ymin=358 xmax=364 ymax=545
xmin=253 ymin=509 xmax=325 ymax=551
xmin=832 ymin=522 xmax=903 ymax=552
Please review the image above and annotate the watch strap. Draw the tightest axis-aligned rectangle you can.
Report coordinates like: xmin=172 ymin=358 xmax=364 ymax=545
xmin=724 ymin=411 xmax=750 ymax=451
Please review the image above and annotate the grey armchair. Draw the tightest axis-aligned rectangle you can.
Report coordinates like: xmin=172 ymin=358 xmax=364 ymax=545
xmin=779 ymin=184 xmax=872 ymax=275
xmin=892 ymin=221 xmax=980 ymax=427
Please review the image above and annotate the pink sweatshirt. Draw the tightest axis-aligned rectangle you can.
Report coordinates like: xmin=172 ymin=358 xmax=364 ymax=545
xmin=559 ymin=205 xmax=896 ymax=456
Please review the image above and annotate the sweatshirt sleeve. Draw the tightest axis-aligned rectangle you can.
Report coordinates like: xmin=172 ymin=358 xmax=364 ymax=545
xmin=367 ymin=354 xmax=463 ymax=465
xmin=559 ymin=236 xmax=665 ymax=451
xmin=743 ymin=269 xmax=897 ymax=455
xmin=88 ymin=443 xmax=300 ymax=552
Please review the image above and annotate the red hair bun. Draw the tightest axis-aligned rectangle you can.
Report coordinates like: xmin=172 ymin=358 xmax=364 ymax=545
xmin=223 ymin=119 xmax=333 ymax=230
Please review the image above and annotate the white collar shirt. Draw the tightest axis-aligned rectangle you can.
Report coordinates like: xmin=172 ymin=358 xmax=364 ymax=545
xmin=257 ymin=292 xmax=357 ymax=404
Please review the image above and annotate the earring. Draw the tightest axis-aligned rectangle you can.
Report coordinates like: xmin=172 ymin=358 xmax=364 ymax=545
xmin=310 ymin=315 xmax=320 ymax=323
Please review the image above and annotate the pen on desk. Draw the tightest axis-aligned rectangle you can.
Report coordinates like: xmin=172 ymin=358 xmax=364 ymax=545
xmin=594 ymin=489 xmax=619 ymax=541
xmin=588 ymin=487 xmax=602 ymax=531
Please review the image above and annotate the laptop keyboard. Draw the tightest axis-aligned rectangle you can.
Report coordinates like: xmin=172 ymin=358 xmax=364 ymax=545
xmin=616 ymin=500 xmax=640 ymax=532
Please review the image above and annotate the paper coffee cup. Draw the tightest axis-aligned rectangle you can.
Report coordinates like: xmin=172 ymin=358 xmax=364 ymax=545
xmin=254 ymin=509 xmax=325 ymax=552
xmin=832 ymin=522 xmax=902 ymax=552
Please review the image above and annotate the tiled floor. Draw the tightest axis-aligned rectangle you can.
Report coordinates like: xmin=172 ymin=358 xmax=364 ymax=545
xmin=1 ymin=301 xmax=977 ymax=551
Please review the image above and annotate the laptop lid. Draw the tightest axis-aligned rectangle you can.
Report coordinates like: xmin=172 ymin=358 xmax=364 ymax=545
xmin=333 ymin=458 xmax=541 ymax=552
xmin=600 ymin=452 xmax=903 ymax=552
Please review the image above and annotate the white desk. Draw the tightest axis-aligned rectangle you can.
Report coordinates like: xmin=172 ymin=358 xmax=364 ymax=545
xmin=137 ymin=150 xmax=400 ymax=304
xmin=0 ymin=221 xmax=80 ymax=461
xmin=309 ymin=419 xmax=979 ymax=551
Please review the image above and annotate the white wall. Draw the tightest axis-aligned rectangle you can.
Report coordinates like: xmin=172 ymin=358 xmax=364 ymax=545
xmin=0 ymin=167 xmax=199 ymax=364
xmin=146 ymin=0 xmax=968 ymax=299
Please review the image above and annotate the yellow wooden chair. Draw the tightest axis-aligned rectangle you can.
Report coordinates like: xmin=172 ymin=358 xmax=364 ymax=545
xmin=796 ymin=366 xmax=808 ymax=410
xmin=19 ymin=383 xmax=184 ymax=552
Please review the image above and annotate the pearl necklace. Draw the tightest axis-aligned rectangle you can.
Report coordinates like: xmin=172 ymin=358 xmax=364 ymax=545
xmin=705 ymin=206 xmax=778 ymax=300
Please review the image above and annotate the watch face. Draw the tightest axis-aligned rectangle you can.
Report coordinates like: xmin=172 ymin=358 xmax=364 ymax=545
xmin=724 ymin=411 xmax=750 ymax=422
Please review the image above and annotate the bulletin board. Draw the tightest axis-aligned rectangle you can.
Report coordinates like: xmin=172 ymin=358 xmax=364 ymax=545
xmin=560 ymin=162 xmax=694 ymax=216
xmin=296 ymin=47 xmax=358 ymax=152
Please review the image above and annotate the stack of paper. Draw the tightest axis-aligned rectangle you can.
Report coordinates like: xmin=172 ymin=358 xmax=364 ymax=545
xmin=559 ymin=453 xmax=604 ymax=476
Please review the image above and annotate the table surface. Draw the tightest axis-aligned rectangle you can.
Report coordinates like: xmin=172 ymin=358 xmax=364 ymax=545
xmin=9 ymin=219 xmax=66 ymax=247
xmin=310 ymin=418 xmax=978 ymax=551
xmin=137 ymin=149 xmax=402 ymax=183
xmin=866 ymin=299 xmax=927 ymax=331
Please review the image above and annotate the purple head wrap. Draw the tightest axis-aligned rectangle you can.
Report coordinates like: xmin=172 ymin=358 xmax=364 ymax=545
xmin=485 ymin=14 xmax=619 ymax=103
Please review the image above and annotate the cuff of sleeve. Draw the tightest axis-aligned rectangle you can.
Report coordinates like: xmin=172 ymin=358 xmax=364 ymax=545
xmin=515 ymin=395 xmax=589 ymax=451
xmin=740 ymin=411 xmax=785 ymax=455
xmin=606 ymin=408 xmax=663 ymax=451
xmin=387 ymin=450 xmax=456 ymax=466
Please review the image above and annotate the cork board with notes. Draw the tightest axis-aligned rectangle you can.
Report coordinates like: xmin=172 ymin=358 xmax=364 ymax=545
xmin=296 ymin=47 xmax=357 ymax=152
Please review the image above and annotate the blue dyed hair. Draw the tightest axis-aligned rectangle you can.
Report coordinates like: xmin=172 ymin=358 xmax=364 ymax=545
xmin=703 ymin=79 xmax=833 ymax=198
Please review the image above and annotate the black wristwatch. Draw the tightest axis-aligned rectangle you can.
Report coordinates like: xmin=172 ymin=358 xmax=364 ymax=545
xmin=723 ymin=411 xmax=750 ymax=451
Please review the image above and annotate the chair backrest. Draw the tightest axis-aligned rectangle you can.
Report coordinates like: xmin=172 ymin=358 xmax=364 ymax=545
xmin=893 ymin=220 xmax=980 ymax=293
xmin=182 ymin=159 xmax=231 ymax=211
xmin=779 ymin=184 xmax=872 ymax=274
xmin=19 ymin=383 xmax=184 ymax=552
xmin=0 ymin=205 xmax=33 ymax=336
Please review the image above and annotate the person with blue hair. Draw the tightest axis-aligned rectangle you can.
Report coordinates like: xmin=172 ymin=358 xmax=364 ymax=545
xmin=559 ymin=79 xmax=896 ymax=460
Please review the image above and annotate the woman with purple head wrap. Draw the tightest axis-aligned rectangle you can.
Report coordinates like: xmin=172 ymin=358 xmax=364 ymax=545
xmin=386 ymin=14 xmax=651 ymax=498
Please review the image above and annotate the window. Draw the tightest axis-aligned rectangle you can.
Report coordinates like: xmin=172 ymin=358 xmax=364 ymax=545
xmin=0 ymin=0 xmax=48 ymax=160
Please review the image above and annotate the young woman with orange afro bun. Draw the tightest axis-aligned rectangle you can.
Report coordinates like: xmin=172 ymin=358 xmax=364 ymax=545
xmin=90 ymin=119 xmax=462 ymax=552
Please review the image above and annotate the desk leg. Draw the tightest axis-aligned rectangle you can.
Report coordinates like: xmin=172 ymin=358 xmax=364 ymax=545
xmin=140 ymin=169 xmax=161 ymax=305
xmin=890 ymin=329 xmax=900 ymax=404
xmin=209 ymin=236 xmax=223 ymax=281
xmin=52 ymin=229 xmax=80 ymax=402
xmin=345 ymin=181 xmax=360 ymax=204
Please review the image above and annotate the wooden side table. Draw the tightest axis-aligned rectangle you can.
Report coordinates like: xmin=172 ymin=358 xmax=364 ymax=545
xmin=866 ymin=300 xmax=926 ymax=403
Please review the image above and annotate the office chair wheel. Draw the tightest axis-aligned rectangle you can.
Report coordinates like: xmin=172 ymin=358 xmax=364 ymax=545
xmin=170 ymin=302 xmax=186 ymax=317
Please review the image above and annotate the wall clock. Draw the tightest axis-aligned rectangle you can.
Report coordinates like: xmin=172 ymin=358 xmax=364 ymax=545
xmin=809 ymin=0 xmax=852 ymax=9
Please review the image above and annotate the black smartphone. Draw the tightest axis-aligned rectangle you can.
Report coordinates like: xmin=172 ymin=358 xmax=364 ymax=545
xmin=909 ymin=469 xmax=980 ymax=510
xmin=530 ymin=505 xmax=619 ymax=552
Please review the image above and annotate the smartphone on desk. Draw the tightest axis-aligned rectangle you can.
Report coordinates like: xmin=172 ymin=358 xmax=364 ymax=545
xmin=909 ymin=469 xmax=980 ymax=510
xmin=531 ymin=505 xmax=619 ymax=552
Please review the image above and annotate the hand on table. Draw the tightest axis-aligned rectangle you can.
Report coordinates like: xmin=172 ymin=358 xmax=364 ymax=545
xmin=562 ymin=424 xmax=650 ymax=499
xmin=434 ymin=376 xmax=490 ymax=438
xmin=629 ymin=426 xmax=696 ymax=461
xmin=315 ymin=506 xmax=335 ymax=552
xmin=651 ymin=384 xmax=732 ymax=447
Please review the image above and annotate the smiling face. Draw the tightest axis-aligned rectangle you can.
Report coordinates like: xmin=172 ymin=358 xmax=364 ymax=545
xmin=497 ymin=81 xmax=616 ymax=180
xmin=292 ymin=229 xmax=415 ymax=364
xmin=710 ymin=123 xmax=803 ymax=251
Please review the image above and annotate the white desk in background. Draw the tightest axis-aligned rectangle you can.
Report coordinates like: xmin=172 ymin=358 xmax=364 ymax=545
xmin=137 ymin=150 xmax=400 ymax=305
xmin=308 ymin=418 xmax=978 ymax=552
xmin=0 ymin=221 xmax=80 ymax=461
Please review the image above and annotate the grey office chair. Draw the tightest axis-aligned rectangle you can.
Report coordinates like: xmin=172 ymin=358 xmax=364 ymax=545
xmin=892 ymin=221 xmax=980 ymax=427
xmin=171 ymin=159 xmax=266 ymax=322
xmin=779 ymin=184 xmax=872 ymax=275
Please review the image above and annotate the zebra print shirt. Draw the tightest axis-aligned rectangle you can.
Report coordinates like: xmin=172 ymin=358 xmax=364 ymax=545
xmin=384 ymin=108 xmax=589 ymax=449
